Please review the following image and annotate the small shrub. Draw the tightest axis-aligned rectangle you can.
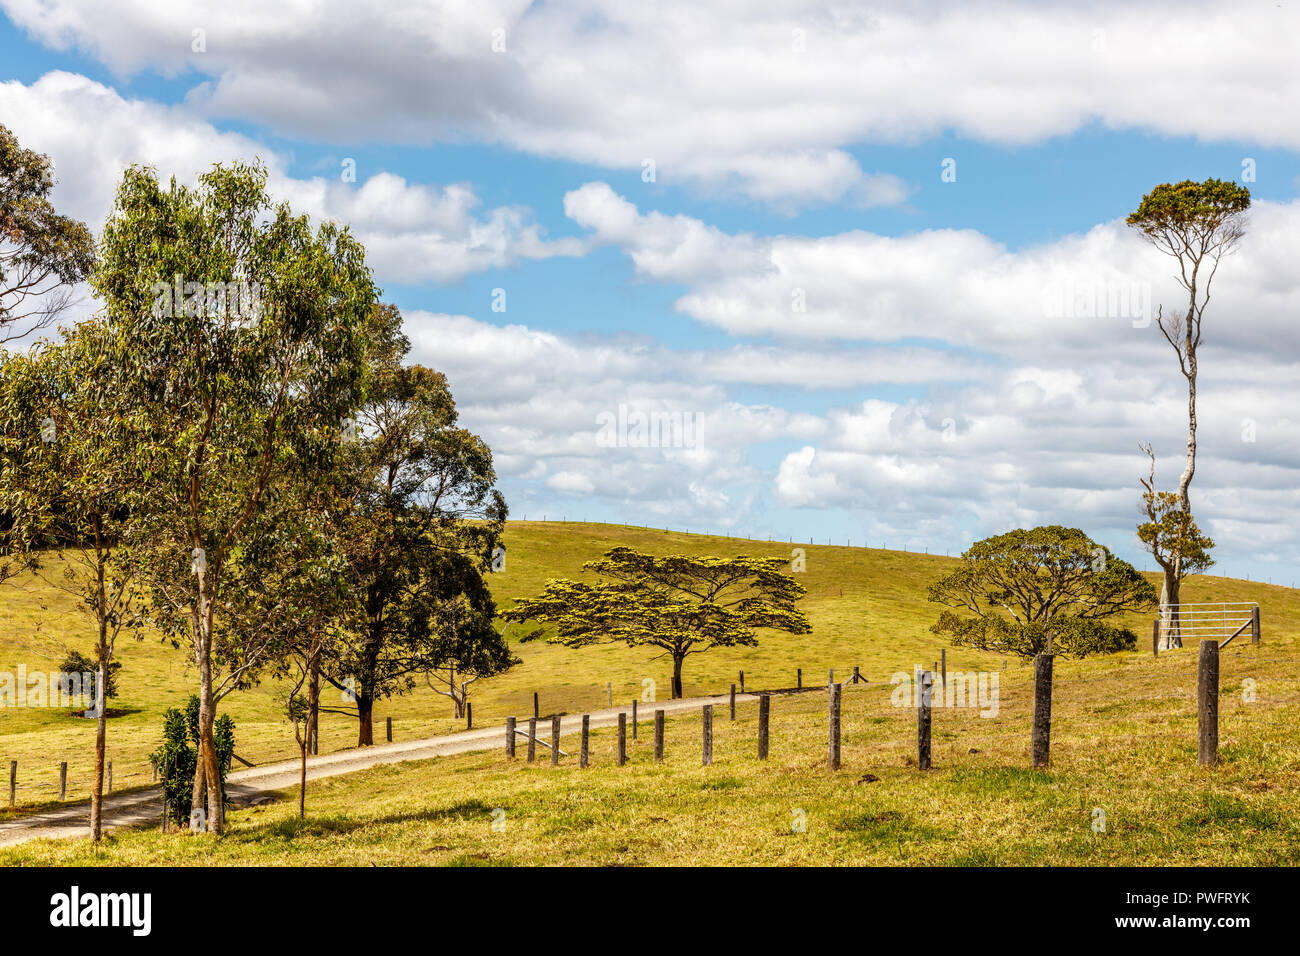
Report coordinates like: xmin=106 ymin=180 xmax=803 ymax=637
xmin=149 ymin=696 xmax=236 ymax=829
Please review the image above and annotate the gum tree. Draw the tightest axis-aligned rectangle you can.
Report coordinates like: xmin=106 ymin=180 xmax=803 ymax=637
xmin=0 ymin=123 xmax=95 ymax=342
xmin=92 ymin=160 xmax=375 ymax=834
xmin=0 ymin=320 xmax=147 ymax=840
xmin=322 ymin=305 xmax=514 ymax=745
xmin=504 ymin=548 xmax=812 ymax=699
xmin=1127 ymin=178 xmax=1249 ymax=644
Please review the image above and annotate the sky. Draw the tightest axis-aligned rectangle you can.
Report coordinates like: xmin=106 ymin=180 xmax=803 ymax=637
xmin=2 ymin=0 xmax=1299 ymax=584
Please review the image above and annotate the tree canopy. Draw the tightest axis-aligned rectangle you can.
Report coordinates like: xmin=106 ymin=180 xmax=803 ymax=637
xmin=0 ymin=123 xmax=95 ymax=342
xmin=504 ymin=547 xmax=811 ymax=698
xmin=928 ymin=526 xmax=1156 ymax=659
xmin=322 ymin=303 xmax=514 ymax=745
xmin=90 ymin=159 xmax=377 ymax=832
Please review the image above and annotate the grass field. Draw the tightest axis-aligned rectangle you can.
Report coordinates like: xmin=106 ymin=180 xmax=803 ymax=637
xmin=2 ymin=632 xmax=1296 ymax=865
xmin=1 ymin=520 xmax=1297 ymax=864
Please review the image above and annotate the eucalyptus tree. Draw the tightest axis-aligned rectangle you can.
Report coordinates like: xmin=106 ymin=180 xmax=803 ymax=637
xmin=322 ymin=304 xmax=514 ymax=745
xmin=91 ymin=160 xmax=375 ymax=834
xmin=0 ymin=124 xmax=95 ymax=342
xmin=1127 ymin=179 xmax=1250 ymax=644
xmin=0 ymin=319 xmax=147 ymax=841
xmin=504 ymin=547 xmax=811 ymax=699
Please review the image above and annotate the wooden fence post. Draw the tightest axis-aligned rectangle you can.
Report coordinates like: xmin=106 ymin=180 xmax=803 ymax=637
xmin=506 ymin=716 xmax=516 ymax=758
xmin=527 ymin=716 xmax=537 ymax=763
xmin=386 ymin=716 xmax=392 ymax=742
xmin=59 ymin=762 xmax=67 ymax=801
xmin=758 ymin=694 xmax=770 ymax=760
xmin=8 ymin=760 xmax=15 ymax=807
xmin=551 ymin=715 xmax=561 ymax=766
xmin=581 ymin=715 xmax=590 ymax=768
xmin=632 ymin=699 xmax=638 ymax=740
xmin=917 ymin=671 xmax=932 ymax=770
xmin=654 ymin=709 xmax=665 ymax=762
xmin=607 ymin=682 xmax=612 ymax=707
xmin=1032 ymin=653 xmax=1053 ymax=768
xmin=1251 ymin=606 xmax=1260 ymax=645
xmin=1198 ymin=640 xmax=1219 ymax=767
xmin=797 ymin=668 xmax=802 ymax=689
xmin=618 ymin=713 xmax=627 ymax=766
xmin=702 ymin=704 xmax=713 ymax=766
xmin=829 ymin=682 xmax=842 ymax=770
xmin=533 ymin=692 xmax=539 ymax=720
xmin=730 ymin=683 xmax=736 ymax=720
xmin=853 ymin=666 xmax=860 ymax=684
xmin=739 ymin=670 xmax=745 ymax=694
xmin=940 ymin=649 xmax=946 ymax=688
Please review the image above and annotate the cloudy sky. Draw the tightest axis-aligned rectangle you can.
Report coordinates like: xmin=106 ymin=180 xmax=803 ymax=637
xmin=3 ymin=0 xmax=1299 ymax=583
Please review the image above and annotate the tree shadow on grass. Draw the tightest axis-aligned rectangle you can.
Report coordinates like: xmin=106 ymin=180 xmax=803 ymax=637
xmin=234 ymin=797 xmax=500 ymax=842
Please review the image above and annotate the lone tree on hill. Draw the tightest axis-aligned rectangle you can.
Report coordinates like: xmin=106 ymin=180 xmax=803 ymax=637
xmin=503 ymin=547 xmax=812 ymax=699
xmin=927 ymin=526 xmax=1156 ymax=660
xmin=1127 ymin=178 xmax=1249 ymax=644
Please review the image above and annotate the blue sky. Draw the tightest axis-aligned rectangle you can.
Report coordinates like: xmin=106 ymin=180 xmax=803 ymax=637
xmin=3 ymin=1 xmax=1299 ymax=584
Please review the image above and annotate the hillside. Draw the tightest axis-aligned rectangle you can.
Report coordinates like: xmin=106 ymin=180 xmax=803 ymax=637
xmin=2 ymin=521 xmax=1297 ymax=807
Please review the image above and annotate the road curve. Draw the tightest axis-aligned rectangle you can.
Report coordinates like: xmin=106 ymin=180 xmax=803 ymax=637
xmin=0 ymin=690 xmax=762 ymax=848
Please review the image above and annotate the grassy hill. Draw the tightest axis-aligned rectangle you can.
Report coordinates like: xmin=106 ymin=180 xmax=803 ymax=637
xmin=2 ymin=520 xmax=1297 ymax=809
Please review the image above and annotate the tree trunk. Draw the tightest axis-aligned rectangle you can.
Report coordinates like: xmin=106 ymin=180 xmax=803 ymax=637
xmin=357 ymin=696 xmax=374 ymax=747
xmin=195 ymin=679 xmax=223 ymax=834
xmin=307 ymin=654 xmax=319 ymax=755
xmin=1178 ymin=350 xmax=1197 ymax=511
xmin=298 ymin=738 xmax=307 ymax=819
xmin=91 ymin=682 xmax=107 ymax=842
xmin=90 ymin=538 xmax=108 ymax=842
xmin=1160 ymin=572 xmax=1182 ymax=649
xmin=671 ymin=655 xmax=684 ymax=700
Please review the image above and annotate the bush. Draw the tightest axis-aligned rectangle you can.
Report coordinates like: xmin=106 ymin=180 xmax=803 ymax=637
xmin=149 ymin=696 xmax=236 ymax=829
xmin=57 ymin=649 xmax=121 ymax=703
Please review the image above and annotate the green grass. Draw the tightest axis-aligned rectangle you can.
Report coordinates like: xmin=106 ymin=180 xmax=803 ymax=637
xmin=4 ymin=637 xmax=1297 ymax=865
xmin=2 ymin=520 xmax=1298 ymax=848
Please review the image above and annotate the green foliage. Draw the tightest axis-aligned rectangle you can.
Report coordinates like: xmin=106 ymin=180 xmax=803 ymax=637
xmin=927 ymin=526 xmax=1156 ymax=659
xmin=0 ymin=123 xmax=96 ymax=340
xmin=90 ymin=158 xmax=377 ymax=706
xmin=1137 ymin=489 xmax=1214 ymax=576
xmin=150 ymin=696 xmax=236 ymax=828
xmin=0 ymin=321 xmax=148 ymax=656
xmin=325 ymin=304 xmax=514 ymax=738
xmin=1126 ymin=178 xmax=1250 ymax=240
xmin=57 ymin=650 xmax=122 ymax=702
xmin=504 ymin=547 xmax=811 ymax=697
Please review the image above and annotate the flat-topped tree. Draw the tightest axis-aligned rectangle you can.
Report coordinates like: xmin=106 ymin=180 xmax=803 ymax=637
xmin=1127 ymin=178 xmax=1249 ymax=645
xmin=928 ymin=526 xmax=1157 ymax=660
xmin=504 ymin=547 xmax=812 ymax=699
xmin=91 ymin=160 xmax=376 ymax=834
